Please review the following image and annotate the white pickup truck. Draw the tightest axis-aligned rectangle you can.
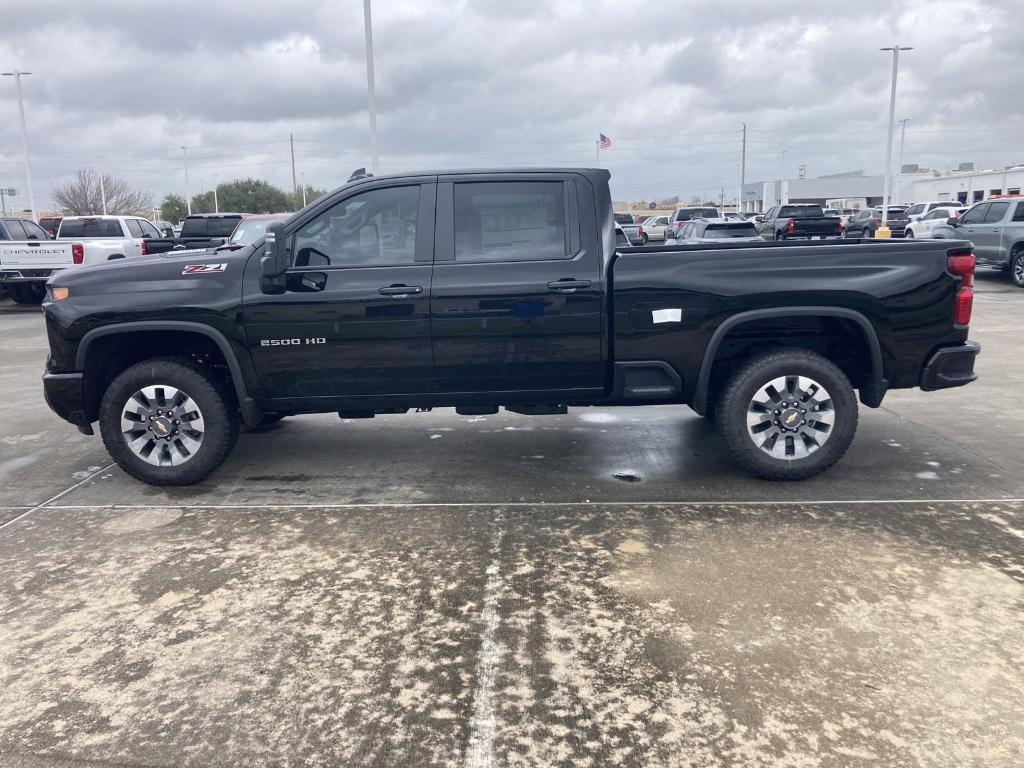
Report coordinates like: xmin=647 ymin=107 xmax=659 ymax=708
xmin=1 ymin=219 xmax=132 ymax=304
xmin=56 ymin=215 xmax=162 ymax=257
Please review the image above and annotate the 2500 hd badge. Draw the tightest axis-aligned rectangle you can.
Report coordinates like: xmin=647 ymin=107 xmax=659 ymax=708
xmin=260 ymin=338 xmax=327 ymax=346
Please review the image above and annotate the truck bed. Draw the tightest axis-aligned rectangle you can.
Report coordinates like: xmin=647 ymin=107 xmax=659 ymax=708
xmin=611 ymin=237 xmax=972 ymax=407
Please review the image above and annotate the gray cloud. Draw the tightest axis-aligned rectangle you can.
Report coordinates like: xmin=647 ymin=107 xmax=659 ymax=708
xmin=0 ymin=0 xmax=1019 ymax=212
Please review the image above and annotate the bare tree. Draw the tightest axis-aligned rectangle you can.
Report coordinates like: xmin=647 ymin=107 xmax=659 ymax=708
xmin=52 ymin=169 xmax=154 ymax=216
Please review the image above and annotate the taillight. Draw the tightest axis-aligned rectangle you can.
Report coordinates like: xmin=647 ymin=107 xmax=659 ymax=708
xmin=71 ymin=243 xmax=84 ymax=264
xmin=140 ymin=239 xmax=148 ymax=256
xmin=638 ymin=225 xmax=645 ymax=237
xmin=947 ymin=251 xmax=975 ymax=326
xmin=786 ymin=219 xmax=796 ymax=235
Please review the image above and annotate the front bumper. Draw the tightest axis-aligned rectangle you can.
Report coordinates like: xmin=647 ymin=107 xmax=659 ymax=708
xmin=42 ymin=371 xmax=93 ymax=434
xmin=920 ymin=340 xmax=980 ymax=391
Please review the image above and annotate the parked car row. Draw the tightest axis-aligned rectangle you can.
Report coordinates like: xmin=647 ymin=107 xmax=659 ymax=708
xmin=1 ymin=211 xmax=291 ymax=303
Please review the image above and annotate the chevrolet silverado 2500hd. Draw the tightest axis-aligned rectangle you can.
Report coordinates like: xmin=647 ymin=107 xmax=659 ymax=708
xmin=41 ymin=168 xmax=980 ymax=485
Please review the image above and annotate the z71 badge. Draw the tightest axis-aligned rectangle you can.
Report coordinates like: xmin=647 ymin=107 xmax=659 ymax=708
xmin=182 ymin=263 xmax=227 ymax=275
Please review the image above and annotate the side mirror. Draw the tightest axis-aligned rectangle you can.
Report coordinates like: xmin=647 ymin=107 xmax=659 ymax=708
xmin=946 ymin=218 xmax=959 ymax=227
xmin=259 ymin=223 xmax=289 ymax=277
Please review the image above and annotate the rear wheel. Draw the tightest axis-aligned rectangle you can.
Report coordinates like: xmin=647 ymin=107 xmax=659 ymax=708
xmin=641 ymin=233 xmax=649 ymax=245
xmin=99 ymin=358 xmax=239 ymax=485
xmin=905 ymin=229 xmax=915 ymax=239
xmin=1012 ymin=249 xmax=1024 ymax=288
xmin=715 ymin=349 xmax=858 ymax=480
xmin=8 ymin=283 xmax=45 ymax=304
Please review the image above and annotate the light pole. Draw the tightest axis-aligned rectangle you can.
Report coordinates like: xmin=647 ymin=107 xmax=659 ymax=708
xmin=213 ymin=174 xmax=219 ymax=213
xmin=896 ymin=118 xmax=909 ymax=205
xmin=0 ymin=187 xmax=16 ymax=216
xmin=2 ymin=70 xmax=38 ymax=222
xmin=98 ymin=154 xmax=107 ymax=214
xmin=180 ymin=146 xmax=192 ymax=214
xmin=879 ymin=45 xmax=913 ymax=234
xmin=362 ymin=0 xmax=379 ymax=173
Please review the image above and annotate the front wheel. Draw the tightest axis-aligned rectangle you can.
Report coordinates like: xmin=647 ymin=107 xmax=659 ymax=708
xmin=99 ymin=358 xmax=239 ymax=485
xmin=1012 ymin=250 xmax=1024 ymax=288
xmin=905 ymin=229 xmax=915 ymax=239
xmin=641 ymin=233 xmax=649 ymax=245
xmin=715 ymin=349 xmax=858 ymax=480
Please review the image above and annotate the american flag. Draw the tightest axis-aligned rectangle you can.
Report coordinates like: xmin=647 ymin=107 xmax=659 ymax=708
xmin=599 ymin=133 xmax=611 ymax=149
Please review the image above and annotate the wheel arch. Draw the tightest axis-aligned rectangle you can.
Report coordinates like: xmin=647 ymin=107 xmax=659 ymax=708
xmin=694 ymin=307 xmax=886 ymax=415
xmin=77 ymin=321 xmax=259 ymax=425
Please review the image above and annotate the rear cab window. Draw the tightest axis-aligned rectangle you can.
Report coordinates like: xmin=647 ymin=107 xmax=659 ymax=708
xmin=58 ymin=218 xmax=125 ymax=238
xmin=704 ymin=223 xmax=759 ymax=238
xmin=181 ymin=217 xmax=242 ymax=238
xmin=778 ymin=205 xmax=824 ymax=218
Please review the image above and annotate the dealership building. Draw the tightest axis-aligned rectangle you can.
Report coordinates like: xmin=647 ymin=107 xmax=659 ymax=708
xmin=739 ymin=165 xmax=1024 ymax=212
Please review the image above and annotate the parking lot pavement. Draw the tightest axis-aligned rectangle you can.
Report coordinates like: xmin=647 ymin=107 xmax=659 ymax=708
xmin=0 ymin=270 xmax=1022 ymax=767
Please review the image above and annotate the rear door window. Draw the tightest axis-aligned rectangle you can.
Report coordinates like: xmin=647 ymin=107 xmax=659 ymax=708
xmin=1013 ymin=202 xmax=1024 ymax=222
xmin=125 ymin=219 xmax=145 ymax=238
xmin=453 ymin=181 xmax=568 ymax=262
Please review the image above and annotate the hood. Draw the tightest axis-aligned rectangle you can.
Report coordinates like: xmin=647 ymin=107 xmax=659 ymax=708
xmin=49 ymin=244 xmax=255 ymax=300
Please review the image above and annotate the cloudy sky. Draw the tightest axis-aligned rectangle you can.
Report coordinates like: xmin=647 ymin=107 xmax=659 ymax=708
xmin=0 ymin=0 xmax=1020 ymax=212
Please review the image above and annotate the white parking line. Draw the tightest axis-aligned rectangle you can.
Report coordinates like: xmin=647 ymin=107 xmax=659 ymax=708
xmin=33 ymin=497 xmax=1024 ymax=510
xmin=464 ymin=522 xmax=506 ymax=768
xmin=0 ymin=463 xmax=115 ymax=532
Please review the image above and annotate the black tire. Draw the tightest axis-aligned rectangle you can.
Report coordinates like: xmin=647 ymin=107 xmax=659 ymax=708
xmin=863 ymin=227 xmax=874 ymax=239
xmin=905 ymin=229 xmax=915 ymax=239
xmin=99 ymin=358 xmax=239 ymax=486
xmin=1011 ymin=249 xmax=1024 ymax=288
xmin=715 ymin=349 xmax=858 ymax=481
xmin=641 ymin=233 xmax=649 ymax=245
xmin=9 ymin=283 xmax=44 ymax=304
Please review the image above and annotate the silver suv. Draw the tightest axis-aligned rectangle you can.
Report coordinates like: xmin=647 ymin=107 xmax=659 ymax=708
xmin=939 ymin=198 xmax=1024 ymax=287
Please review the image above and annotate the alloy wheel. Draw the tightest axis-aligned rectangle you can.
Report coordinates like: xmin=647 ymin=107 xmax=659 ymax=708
xmin=746 ymin=375 xmax=835 ymax=459
xmin=120 ymin=384 xmax=205 ymax=466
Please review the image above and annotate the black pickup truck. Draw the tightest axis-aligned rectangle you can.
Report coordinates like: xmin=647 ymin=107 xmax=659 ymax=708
xmin=144 ymin=213 xmax=245 ymax=254
xmin=41 ymin=168 xmax=979 ymax=486
xmin=758 ymin=204 xmax=844 ymax=240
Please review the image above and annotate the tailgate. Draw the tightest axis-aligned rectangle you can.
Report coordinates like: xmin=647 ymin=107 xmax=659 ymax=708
xmin=0 ymin=242 xmax=74 ymax=268
xmin=797 ymin=218 xmax=841 ymax=236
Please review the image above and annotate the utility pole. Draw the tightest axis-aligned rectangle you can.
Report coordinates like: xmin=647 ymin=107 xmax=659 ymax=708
xmin=98 ymin=155 xmax=107 ymax=214
xmin=896 ymin=118 xmax=909 ymax=205
xmin=290 ymin=133 xmax=298 ymax=202
xmin=362 ymin=0 xmax=380 ymax=173
xmin=740 ymin=123 xmax=746 ymax=212
xmin=2 ymin=70 xmax=38 ymax=222
xmin=181 ymin=146 xmax=192 ymax=215
xmin=879 ymin=45 xmax=913 ymax=233
xmin=213 ymin=174 xmax=219 ymax=213
xmin=300 ymin=172 xmax=307 ymax=206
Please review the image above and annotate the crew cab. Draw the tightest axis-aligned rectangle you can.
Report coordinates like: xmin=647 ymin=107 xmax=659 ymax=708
xmin=757 ymin=204 xmax=844 ymax=240
xmin=144 ymin=213 xmax=246 ymax=254
xmin=41 ymin=168 xmax=980 ymax=486
xmin=56 ymin=215 xmax=163 ymax=258
xmin=1 ymin=223 xmax=129 ymax=304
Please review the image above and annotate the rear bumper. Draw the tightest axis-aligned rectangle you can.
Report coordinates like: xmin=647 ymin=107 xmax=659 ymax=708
xmin=1 ymin=268 xmax=60 ymax=282
xmin=42 ymin=371 xmax=93 ymax=434
xmin=920 ymin=340 xmax=980 ymax=391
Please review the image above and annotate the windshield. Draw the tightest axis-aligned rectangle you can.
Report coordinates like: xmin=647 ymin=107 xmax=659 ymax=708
xmin=57 ymin=219 xmax=124 ymax=238
xmin=704 ymin=223 xmax=759 ymax=239
xmin=229 ymin=218 xmax=281 ymax=245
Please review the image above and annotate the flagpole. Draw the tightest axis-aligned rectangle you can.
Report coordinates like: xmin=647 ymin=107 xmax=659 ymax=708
xmin=595 ymin=139 xmax=599 ymax=168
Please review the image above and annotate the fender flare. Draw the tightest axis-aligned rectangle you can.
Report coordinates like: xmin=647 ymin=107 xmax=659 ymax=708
xmin=76 ymin=321 xmax=259 ymax=425
xmin=693 ymin=306 xmax=886 ymax=414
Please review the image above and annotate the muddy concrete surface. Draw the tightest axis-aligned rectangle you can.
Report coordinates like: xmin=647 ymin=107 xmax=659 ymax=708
xmin=0 ymin=270 xmax=1022 ymax=767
